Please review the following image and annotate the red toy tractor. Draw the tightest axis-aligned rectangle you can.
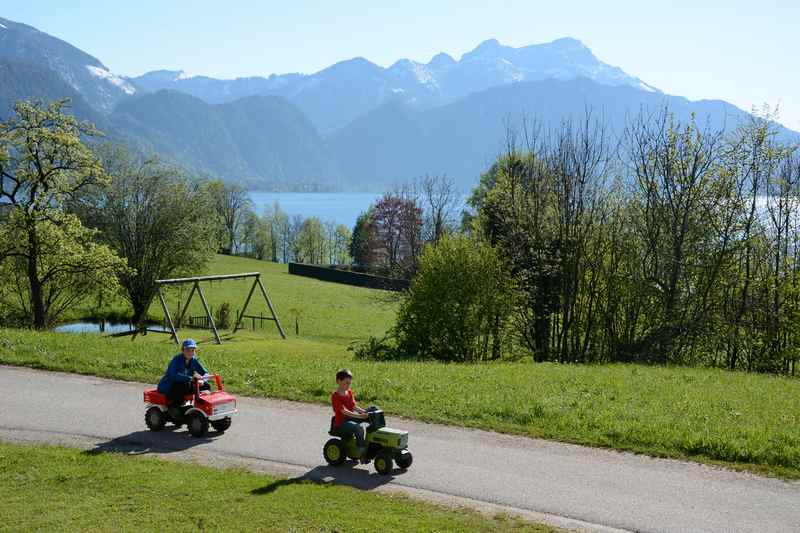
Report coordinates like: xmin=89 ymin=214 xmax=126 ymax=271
xmin=143 ymin=374 xmax=237 ymax=437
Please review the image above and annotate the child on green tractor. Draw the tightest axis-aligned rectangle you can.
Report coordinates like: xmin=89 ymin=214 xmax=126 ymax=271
xmin=325 ymin=368 xmax=413 ymax=475
xmin=331 ymin=368 xmax=368 ymax=458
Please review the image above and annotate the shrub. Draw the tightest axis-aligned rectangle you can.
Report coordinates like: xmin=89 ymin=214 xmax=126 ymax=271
xmin=393 ymin=235 xmax=515 ymax=362
xmin=215 ymin=302 xmax=232 ymax=329
xmin=348 ymin=335 xmax=397 ymax=360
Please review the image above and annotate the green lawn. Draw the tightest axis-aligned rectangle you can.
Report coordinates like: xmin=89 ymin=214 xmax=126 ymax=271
xmin=68 ymin=255 xmax=399 ymax=345
xmin=0 ymin=442 xmax=554 ymax=532
xmin=2 ymin=327 xmax=799 ymax=479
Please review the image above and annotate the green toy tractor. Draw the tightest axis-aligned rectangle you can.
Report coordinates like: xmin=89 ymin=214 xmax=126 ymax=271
xmin=323 ymin=407 xmax=413 ymax=475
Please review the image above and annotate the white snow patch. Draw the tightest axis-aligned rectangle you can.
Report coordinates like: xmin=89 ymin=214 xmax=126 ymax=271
xmin=176 ymin=70 xmax=193 ymax=80
xmin=0 ymin=23 xmax=7 ymax=29
xmin=391 ymin=88 xmax=405 ymax=94
xmin=85 ymin=65 xmax=137 ymax=95
xmin=411 ymin=62 xmax=435 ymax=85
xmin=638 ymin=81 xmax=657 ymax=93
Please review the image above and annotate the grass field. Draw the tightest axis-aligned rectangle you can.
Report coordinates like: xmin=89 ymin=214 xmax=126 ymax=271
xmin=0 ymin=442 xmax=554 ymax=532
xmin=68 ymin=255 xmax=398 ymax=345
xmin=2 ymin=326 xmax=799 ymax=479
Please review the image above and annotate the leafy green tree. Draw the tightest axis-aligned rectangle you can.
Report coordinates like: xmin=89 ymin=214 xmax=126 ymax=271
xmin=393 ymin=235 xmax=515 ymax=361
xmin=333 ymin=224 xmax=352 ymax=265
xmin=294 ymin=216 xmax=326 ymax=264
xmin=0 ymin=100 xmax=124 ymax=328
xmin=475 ymin=150 xmax=564 ymax=360
xmin=73 ymin=144 xmax=217 ymax=324
xmin=240 ymin=210 xmax=273 ymax=260
xmin=350 ymin=210 xmax=375 ymax=267
xmin=624 ymin=111 xmax=737 ymax=363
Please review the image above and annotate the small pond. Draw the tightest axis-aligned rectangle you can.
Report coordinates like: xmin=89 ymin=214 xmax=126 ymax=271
xmin=53 ymin=321 xmax=170 ymax=334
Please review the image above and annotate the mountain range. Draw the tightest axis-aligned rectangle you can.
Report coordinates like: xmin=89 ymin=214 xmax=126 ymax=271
xmin=128 ymin=37 xmax=658 ymax=133
xmin=0 ymin=15 xmax=795 ymax=191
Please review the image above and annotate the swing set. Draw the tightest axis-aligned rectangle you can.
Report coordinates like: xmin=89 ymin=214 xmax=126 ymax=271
xmin=155 ymin=272 xmax=286 ymax=344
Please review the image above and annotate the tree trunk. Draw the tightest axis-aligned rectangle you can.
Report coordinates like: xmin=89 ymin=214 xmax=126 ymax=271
xmin=27 ymin=227 xmax=46 ymax=329
xmin=131 ymin=300 xmax=148 ymax=326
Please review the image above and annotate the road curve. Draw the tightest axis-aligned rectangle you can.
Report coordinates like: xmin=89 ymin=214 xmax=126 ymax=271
xmin=1 ymin=366 xmax=798 ymax=533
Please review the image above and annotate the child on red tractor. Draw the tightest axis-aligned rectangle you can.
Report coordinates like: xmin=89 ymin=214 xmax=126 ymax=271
xmin=157 ymin=338 xmax=210 ymax=407
xmin=145 ymin=338 xmax=237 ymax=436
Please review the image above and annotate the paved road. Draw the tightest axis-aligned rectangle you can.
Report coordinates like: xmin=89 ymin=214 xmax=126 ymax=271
xmin=1 ymin=366 xmax=798 ymax=533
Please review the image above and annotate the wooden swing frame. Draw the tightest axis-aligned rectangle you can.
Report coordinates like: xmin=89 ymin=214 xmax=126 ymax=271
xmin=155 ymin=272 xmax=286 ymax=345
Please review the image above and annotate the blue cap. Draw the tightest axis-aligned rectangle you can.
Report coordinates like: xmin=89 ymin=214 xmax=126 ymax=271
xmin=182 ymin=338 xmax=197 ymax=349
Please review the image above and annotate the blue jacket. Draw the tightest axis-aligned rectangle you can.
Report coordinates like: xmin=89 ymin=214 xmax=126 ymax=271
xmin=157 ymin=354 xmax=208 ymax=393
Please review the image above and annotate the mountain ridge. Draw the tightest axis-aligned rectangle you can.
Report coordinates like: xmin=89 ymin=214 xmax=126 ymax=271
xmin=0 ymin=16 xmax=136 ymax=112
xmin=0 ymin=15 xmax=796 ymax=192
xmin=128 ymin=37 xmax=658 ymax=132
xmin=110 ymin=89 xmax=339 ymax=189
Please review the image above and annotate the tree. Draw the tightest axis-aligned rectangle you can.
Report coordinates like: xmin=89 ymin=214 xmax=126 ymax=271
xmin=420 ymin=174 xmax=459 ymax=243
xmin=350 ymin=210 xmax=375 ymax=267
xmin=207 ymin=180 xmax=252 ymax=254
xmin=332 ymin=224 xmax=352 ymax=265
xmin=324 ymin=220 xmax=337 ymax=264
xmin=270 ymin=201 xmax=290 ymax=263
xmin=0 ymin=100 xmax=125 ymax=328
xmin=624 ymin=110 xmax=735 ymax=363
xmin=288 ymin=214 xmax=304 ymax=262
xmin=294 ymin=216 xmax=326 ymax=264
xmin=73 ymin=144 xmax=218 ymax=324
xmin=394 ymin=235 xmax=515 ymax=361
xmin=476 ymin=148 xmax=563 ymax=360
xmin=370 ymin=193 xmax=422 ymax=274
xmin=240 ymin=209 xmax=273 ymax=260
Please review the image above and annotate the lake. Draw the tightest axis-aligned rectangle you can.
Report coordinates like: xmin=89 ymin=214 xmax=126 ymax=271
xmin=248 ymin=192 xmax=382 ymax=228
xmin=53 ymin=321 xmax=169 ymax=334
xmin=248 ymin=192 xmax=470 ymax=228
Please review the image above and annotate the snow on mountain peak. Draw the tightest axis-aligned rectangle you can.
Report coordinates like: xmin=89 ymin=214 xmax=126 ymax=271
xmin=389 ymin=59 xmax=437 ymax=86
xmin=86 ymin=65 xmax=137 ymax=95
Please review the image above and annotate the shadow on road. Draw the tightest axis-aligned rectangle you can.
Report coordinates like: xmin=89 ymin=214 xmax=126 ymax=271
xmin=251 ymin=461 xmax=409 ymax=495
xmin=84 ymin=427 xmax=223 ymax=456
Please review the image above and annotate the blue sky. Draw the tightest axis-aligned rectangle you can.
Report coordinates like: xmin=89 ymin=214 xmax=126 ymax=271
xmin=4 ymin=0 xmax=798 ymax=129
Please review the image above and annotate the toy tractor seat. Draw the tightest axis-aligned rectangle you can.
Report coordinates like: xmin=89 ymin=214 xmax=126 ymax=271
xmin=328 ymin=416 xmax=340 ymax=437
xmin=143 ymin=388 xmax=195 ymax=405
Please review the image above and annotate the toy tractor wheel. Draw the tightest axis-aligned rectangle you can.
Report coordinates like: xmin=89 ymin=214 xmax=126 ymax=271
xmin=323 ymin=438 xmax=346 ymax=466
xmin=145 ymin=407 xmax=166 ymax=431
xmin=396 ymin=450 xmax=413 ymax=469
xmin=374 ymin=451 xmax=393 ymax=475
xmin=187 ymin=411 xmax=209 ymax=437
xmin=211 ymin=417 xmax=232 ymax=433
